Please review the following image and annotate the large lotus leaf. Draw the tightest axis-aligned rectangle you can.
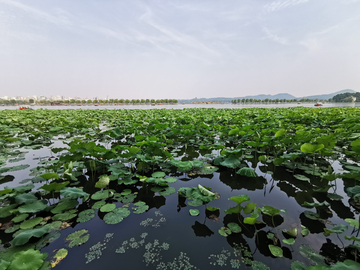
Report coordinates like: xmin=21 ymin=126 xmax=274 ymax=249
xmin=12 ymin=213 xmax=29 ymax=223
xmin=252 ymin=261 xmax=270 ymax=270
xmin=15 ymin=193 xmax=38 ymax=205
xmin=300 ymin=143 xmax=324 ymax=153
xmin=146 ymin=177 xmax=168 ymax=186
xmin=66 ymin=229 xmax=89 ymax=248
xmin=77 ymin=209 xmax=95 ymax=223
xmin=118 ymin=178 xmax=138 ymax=185
xmin=164 ymin=177 xmax=177 ymax=183
xmin=0 ymin=164 xmax=30 ymax=174
xmin=60 ymin=187 xmax=89 ymax=199
xmin=95 ymin=175 xmax=110 ymax=189
xmin=224 ymin=204 xmax=243 ymax=214
xmin=0 ymin=259 xmax=10 ymax=270
xmin=103 ymin=207 xmax=130 ymax=224
xmin=39 ymin=172 xmax=59 ymax=180
xmin=152 ymin=171 xmax=166 ymax=178
xmin=100 ymin=204 xmax=116 ymax=213
xmin=299 ymin=245 xmax=327 ymax=266
xmin=130 ymin=201 xmax=148 ymax=214
xmin=220 ymin=157 xmax=240 ymax=169
xmin=261 ymin=206 xmax=280 ymax=216
xmin=11 ymin=227 xmax=49 ymax=246
xmin=345 ymin=218 xmax=360 ymax=229
xmin=229 ymin=194 xmax=250 ymax=205
xmin=243 ymin=202 xmax=257 ymax=214
xmin=18 ymin=200 xmax=47 ymax=213
xmin=8 ymin=249 xmax=46 ymax=270
xmin=158 ymin=187 xmax=176 ymax=196
xmin=324 ymin=224 xmax=348 ymax=236
xmin=268 ymin=245 xmax=283 ymax=257
xmin=199 ymin=166 xmax=218 ymax=175
xmin=52 ymin=210 xmax=77 ymax=221
xmin=227 ymin=222 xmax=242 ymax=233
xmin=13 ymin=184 xmax=35 ymax=193
xmin=290 ymin=261 xmax=307 ymax=270
xmin=51 ymin=199 xmax=78 ymax=214
xmin=38 ymin=181 xmax=69 ymax=193
xmin=0 ymin=204 xmax=18 ymax=218
xmin=177 ymin=161 xmax=193 ymax=171
xmin=19 ymin=217 xmax=43 ymax=229
xmin=236 ymin=167 xmax=258 ymax=177
xmin=92 ymin=201 xmax=106 ymax=209
xmin=91 ymin=190 xmax=113 ymax=200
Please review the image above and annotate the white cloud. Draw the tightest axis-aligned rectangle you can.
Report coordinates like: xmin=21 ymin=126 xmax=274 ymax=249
xmin=262 ymin=27 xmax=289 ymax=45
xmin=264 ymin=0 xmax=310 ymax=13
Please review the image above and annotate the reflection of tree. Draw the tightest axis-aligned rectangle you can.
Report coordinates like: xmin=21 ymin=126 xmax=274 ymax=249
xmin=191 ymin=221 xmax=214 ymax=237
xmin=219 ymin=169 xmax=267 ymax=191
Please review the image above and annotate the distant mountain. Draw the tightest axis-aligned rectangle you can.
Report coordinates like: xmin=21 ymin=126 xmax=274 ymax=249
xmin=178 ymin=89 xmax=358 ymax=103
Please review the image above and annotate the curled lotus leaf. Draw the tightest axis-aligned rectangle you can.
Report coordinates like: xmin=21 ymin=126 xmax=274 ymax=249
xmin=95 ymin=175 xmax=110 ymax=189
xmin=229 ymin=194 xmax=250 ymax=205
xmin=66 ymin=229 xmax=90 ymax=248
xmin=60 ymin=187 xmax=89 ymax=199
xmin=103 ymin=207 xmax=130 ymax=224
xmin=189 ymin=209 xmax=200 ymax=216
xmin=198 ymin=184 xmax=215 ymax=196
xmin=236 ymin=167 xmax=258 ymax=177
xmin=261 ymin=205 xmax=280 ymax=216
xmin=77 ymin=209 xmax=95 ymax=223
xmin=8 ymin=249 xmax=46 ymax=270
xmin=283 ymin=227 xmax=298 ymax=237
xmin=300 ymin=143 xmax=324 ymax=154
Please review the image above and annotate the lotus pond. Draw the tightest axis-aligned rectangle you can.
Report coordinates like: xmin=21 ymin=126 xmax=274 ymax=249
xmin=0 ymin=107 xmax=360 ymax=270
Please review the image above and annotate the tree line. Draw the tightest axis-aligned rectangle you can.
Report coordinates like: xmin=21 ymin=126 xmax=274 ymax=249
xmin=231 ymin=98 xmax=329 ymax=104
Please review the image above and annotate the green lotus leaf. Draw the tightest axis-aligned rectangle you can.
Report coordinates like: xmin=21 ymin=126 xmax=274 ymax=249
xmin=252 ymin=260 xmax=270 ymax=270
xmin=300 ymin=143 xmax=324 ymax=153
xmin=0 ymin=189 xmax=12 ymax=196
xmin=13 ymin=184 xmax=35 ymax=193
xmin=224 ymin=204 xmax=243 ymax=214
xmin=20 ymin=217 xmax=43 ymax=229
xmin=177 ymin=161 xmax=193 ymax=172
xmin=268 ymin=245 xmax=283 ymax=257
xmin=152 ymin=171 xmax=166 ymax=178
xmin=275 ymin=129 xmax=286 ymax=137
xmin=132 ymin=201 xmax=149 ymax=214
xmin=164 ymin=177 xmax=177 ymax=183
xmin=329 ymin=260 xmax=360 ymax=270
xmin=344 ymin=236 xmax=360 ymax=242
xmin=95 ymin=175 xmax=110 ymax=189
xmin=92 ymin=201 xmax=106 ymax=209
xmin=290 ymin=261 xmax=307 ymax=270
xmin=118 ymin=178 xmax=138 ymax=185
xmin=219 ymin=227 xmax=232 ymax=237
xmin=8 ymin=249 xmax=46 ymax=270
xmin=15 ymin=193 xmax=38 ymax=205
xmin=18 ymin=200 xmax=47 ymax=214
xmin=43 ymin=221 xmax=62 ymax=230
xmin=244 ymin=217 xmax=257 ymax=225
xmin=294 ymin=174 xmax=310 ymax=182
xmin=0 ymin=164 xmax=30 ymax=174
xmin=12 ymin=213 xmax=29 ymax=223
xmin=324 ymin=224 xmax=348 ymax=236
xmin=236 ymin=167 xmax=258 ymax=177
xmin=261 ymin=205 xmax=280 ymax=216
xmin=11 ymin=227 xmax=49 ymax=246
xmin=327 ymin=193 xmax=343 ymax=200
xmin=0 ymin=259 xmax=10 ymax=270
xmin=299 ymin=245 xmax=327 ymax=266
xmin=54 ymin=248 xmax=68 ymax=259
xmin=303 ymin=211 xmax=320 ymax=220
xmin=229 ymin=194 xmax=250 ymax=205
xmin=0 ymin=204 xmax=18 ymax=218
xmin=77 ymin=209 xmax=95 ymax=223
xmin=187 ymin=199 xmax=203 ymax=207
xmin=189 ymin=209 xmax=200 ymax=216
xmin=117 ymin=194 xmax=136 ymax=203
xmin=100 ymin=203 xmax=116 ymax=213
xmin=243 ymin=202 xmax=257 ymax=215
xmin=301 ymin=225 xmax=309 ymax=236
xmin=283 ymin=238 xmax=295 ymax=245
xmin=206 ymin=206 xmax=219 ymax=211
xmin=267 ymin=233 xmax=275 ymax=240
xmin=227 ymin=222 xmax=242 ymax=233
xmin=103 ymin=207 xmax=130 ymax=224
xmin=38 ymin=181 xmax=69 ymax=193
xmin=60 ymin=187 xmax=89 ymax=199
xmin=5 ymin=224 xmax=20 ymax=234
xmin=283 ymin=227 xmax=297 ymax=237
xmin=190 ymin=188 xmax=215 ymax=203
xmin=345 ymin=218 xmax=360 ymax=229
xmin=120 ymin=189 xmax=132 ymax=195
xmin=220 ymin=157 xmax=240 ymax=169
xmin=91 ymin=190 xmax=113 ymax=200
xmin=198 ymin=166 xmax=218 ymax=175
xmin=303 ymin=201 xmax=330 ymax=208
xmin=52 ymin=210 xmax=77 ymax=221
xmin=51 ymin=199 xmax=78 ymax=214
xmin=39 ymin=172 xmax=59 ymax=180
xmin=197 ymin=184 xmax=215 ymax=196
xmin=146 ymin=177 xmax=168 ymax=186
xmin=66 ymin=229 xmax=90 ymax=248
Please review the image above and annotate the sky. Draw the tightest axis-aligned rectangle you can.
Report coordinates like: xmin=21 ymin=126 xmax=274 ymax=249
xmin=1 ymin=0 xmax=360 ymax=100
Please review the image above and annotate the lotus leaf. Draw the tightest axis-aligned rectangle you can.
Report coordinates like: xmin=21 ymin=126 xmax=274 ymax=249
xmin=117 ymin=193 xmax=136 ymax=203
xmin=118 ymin=178 xmax=138 ymax=185
xmin=60 ymin=187 xmax=89 ymax=199
xmin=52 ymin=210 xmax=77 ymax=221
xmin=100 ymin=203 xmax=116 ymax=213
xmin=177 ymin=161 xmax=193 ymax=171
xmin=227 ymin=222 xmax=242 ymax=233
xmin=51 ymin=248 xmax=68 ymax=267
xmin=198 ymin=166 xmax=218 ymax=175
xmin=243 ymin=202 xmax=257 ymax=214
xmin=66 ymin=229 xmax=90 ymax=248
xmin=39 ymin=172 xmax=59 ymax=180
xmin=20 ymin=217 xmax=43 ymax=229
xmin=294 ymin=174 xmax=310 ymax=182
xmin=5 ymin=224 xmax=20 ymax=234
xmin=252 ymin=261 xmax=270 ymax=270
xmin=187 ymin=199 xmax=203 ymax=207
xmin=206 ymin=206 xmax=219 ymax=211
xmin=51 ymin=199 xmax=78 ymax=214
xmin=0 ymin=164 xmax=30 ymax=174
xmin=43 ymin=221 xmax=62 ymax=230
xmin=12 ymin=213 xmax=29 ymax=223
xmin=220 ymin=157 xmax=240 ymax=169
xmin=300 ymin=143 xmax=324 ymax=153
xmin=0 ymin=204 xmax=18 ymax=218
xmin=13 ymin=184 xmax=35 ymax=193
xmin=275 ymin=129 xmax=286 ymax=137
xmin=0 ymin=259 xmax=10 ymax=270
xmin=103 ymin=207 xmax=130 ymax=224
xmin=164 ymin=177 xmax=177 ymax=183
xmin=11 ymin=227 xmax=49 ymax=246
xmin=146 ymin=177 xmax=168 ymax=186
xmin=95 ymin=175 xmax=110 ymax=189
xmin=120 ymin=189 xmax=132 ymax=195
xmin=301 ymin=225 xmax=309 ymax=236
xmin=229 ymin=194 xmax=250 ymax=204
xmin=159 ymin=187 xmax=176 ymax=196
xmin=0 ymin=189 xmax=12 ymax=196
xmin=92 ymin=201 xmax=106 ymax=209
xmin=283 ymin=227 xmax=297 ymax=237
xmin=152 ymin=171 xmax=166 ymax=178
xmin=132 ymin=202 xmax=149 ymax=214
xmin=35 ymin=231 xmax=61 ymax=250
xmin=268 ymin=245 xmax=283 ymax=257
xmin=8 ymin=249 xmax=46 ymax=270
xmin=303 ymin=201 xmax=330 ymax=208
xmin=189 ymin=209 xmax=199 ymax=216
xmin=18 ymin=200 xmax=47 ymax=214
xmin=77 ymin=209 xmax=95 ymax=223
xmin=15 ymin=193 xmax=38 ymax=205
xmin=299 ymin=245 xmax=326 ymax=266
xmin=344 ymin=236 xmax=360 ymax=241
xmin=327 ymin=193 xmax=343 ymax=200
xmin=219 ymin=227 xmax=232 ymax=237
xmin=291 ymin=261 xmax=307 ymax=270
xmin=224 ymin=204 xmax=243 ymax=214
xmin=345 ymin=218 xmax=360 ymax=229
xmin=244 ymin=217 xmax=258 ymax=225
xmin=303 ymin=211 xmax=320 ymax=220
xmin=283 ymin=238 xmax=295 ymax=245
xmin=197 ymin=184 xmax=215 ymax=196
xmin=324 ymin=224 xmax=348 ymax=236
xmin=91 ymin=190 xmax=113 ymax=200
xmin=237 ymin=167 xmax=258 ymax=177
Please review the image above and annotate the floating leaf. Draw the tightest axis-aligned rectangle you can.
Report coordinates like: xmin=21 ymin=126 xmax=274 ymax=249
xmin=261 ymin=205 xmax=280 ymax=216
xmin=40 ymin=172 xmax=59 ymax=180
xmin=132 ymin=202 xmax=149 ymax=214
xmin=12 ymin=213 xmax=29 ymax=223
xmin=218 ymin=227 xmax=232 ymax=237
xmin=227 ymin=222 xmax=242 ymax=233
xmin=95 ymin=175 xmax=110 ymax=189
xmin=0 ymin=204 xmax=17 ymax=218
xmin=324 ymin=224 xmax=348 ymax=236
xmin=8 ymin=249 xmax=46 ymax=270
xmin=268 ymin=245 xmax=283 ymax=257
xmin=0 ymin=164 xmax=30 ymax=174
xmin=118 ymin=178 xmax=138 ymax=185
xmin=345 ymin=218 xmax=360 ymax=229
xmin=103 ymin=207 xmax=130 ymax=224
xmin=15 ymin=193 xmax=38 ymax=205
xmin=100 ymin=203 xmax=116 ymax=213
xmin=92 ymin=201 xmax=106 ymax=209
xmin=164 ymin=177 xmax=177 ymax=183
xmin=60 ymin=187 xmax=89 ymax=199
xmin=159 ymin=187 xmax=176 ymax=196
xmin=51 ymin=199 xmax=78 ymax=214
xmin=52 ymin=210 xmax=77 ymax=221
xmin=229 ymin=194 xmax=250 ymax=205
xmin=152 ymin=171 xmax=166 ymax=178
xmin=189 ymin=209 xmax=200 ymax=216
xmin=299 ymin=245 xmax=326 ymax=266
xmin=236 ymin=167 xmax=258 ymax=177
xmin=11 ymin=228 xmax=49 ymax=246
xmin=91 ymin=190 xmax=113 ymax=200
xmin=252 ymin=261 xmax=270 ymax=270
xmin=66 ymin=229 xmax=90 ymax=248
xmin=18 ymin=200 xmax=47 ymax=214
xmin=51 ymin=248 xmax=68 ymax=267
xmin=283 ymin=227 xmax=298 ymax=237
xmin=283 ymin=238 xmax=295 ymax=245
xmin=77 ymin=209 xmax=95 ymax=223
xmin=303 ymin=211 xmax=320 ymax=220
xmin=19 ymin=217 xmax=43 ymax=229
xmin=301 ymin=225 xmax=309 ymax=236
xmin=206 ymin=206 xmax=219 ymax=211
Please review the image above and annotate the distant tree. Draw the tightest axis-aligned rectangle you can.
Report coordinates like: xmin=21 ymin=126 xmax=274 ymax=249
xmin=151 ymin=99 xmax=155 ymax=104
xmin=141 ymin=99 xmax=145 ymax=104
xmin=145 ymin=99 xmax=150 ymax=104
xmin=119 ymin=99 xmax=124 ymax=103
xmin=125 ymin=99 xmax=130 ymax=104
xmin=29 ymin=98 xmax=35 ymax=104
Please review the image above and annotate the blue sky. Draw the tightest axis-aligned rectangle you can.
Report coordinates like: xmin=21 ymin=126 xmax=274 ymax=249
xmin=1 ymin=0 xmax=359 ymax=99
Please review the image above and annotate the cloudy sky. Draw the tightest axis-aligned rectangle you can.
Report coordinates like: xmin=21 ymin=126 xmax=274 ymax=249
xmin=1 ymin=0 xmax=359 ymax=99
